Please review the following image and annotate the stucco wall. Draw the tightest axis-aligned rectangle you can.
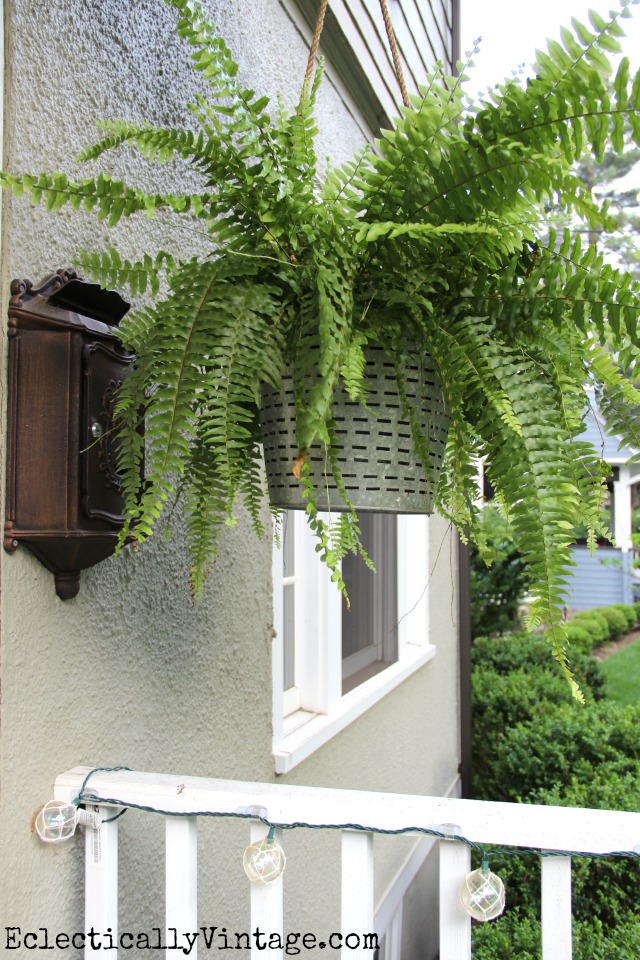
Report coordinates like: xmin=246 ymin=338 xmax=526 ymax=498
xmin=0 ymin=0 xmax=460 ymax=953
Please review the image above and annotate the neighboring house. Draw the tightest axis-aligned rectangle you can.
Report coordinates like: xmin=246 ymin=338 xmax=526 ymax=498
xmin=564 ymin=401 xmax=640 ymax=611
xmin=477 ymin=397 xmax=640 ymax=616
xmin=0 ymin=2 xmax=463 ymax=959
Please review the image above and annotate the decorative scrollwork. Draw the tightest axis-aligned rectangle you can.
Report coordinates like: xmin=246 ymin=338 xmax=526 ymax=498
xmin=9 ymin=269 xmax=80 ymax=309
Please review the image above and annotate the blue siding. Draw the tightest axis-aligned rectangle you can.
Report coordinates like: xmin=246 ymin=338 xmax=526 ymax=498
xmin=565 ymin=546 xmax=635 ymax=609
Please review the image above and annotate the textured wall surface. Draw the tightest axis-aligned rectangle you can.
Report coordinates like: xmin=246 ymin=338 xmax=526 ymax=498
xmin=0 ymin=0 xmax=460 ymax=952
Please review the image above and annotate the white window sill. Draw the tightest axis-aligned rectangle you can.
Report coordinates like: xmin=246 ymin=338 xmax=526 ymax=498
xmin=273 ymin=643 xmax=436 ymax=774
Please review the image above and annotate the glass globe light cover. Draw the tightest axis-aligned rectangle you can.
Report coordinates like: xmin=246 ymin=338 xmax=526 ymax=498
xmin=460 ymin=866 xmax=506 ymax=922
xmin=243 ymin=835 xmax=286 ymax=883
xmin=34 ymin=800 xmax=78 ymax=843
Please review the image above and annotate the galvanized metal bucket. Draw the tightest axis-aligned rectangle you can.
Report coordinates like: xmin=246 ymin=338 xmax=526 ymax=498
xmin=260 ymin=346 xmax=450 ymax=513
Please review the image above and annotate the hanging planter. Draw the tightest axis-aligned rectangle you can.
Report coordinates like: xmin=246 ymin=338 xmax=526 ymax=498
xmin=4 ymin=0 xmax=640 ymax=685
xmin=260 ymin=345 xmax=450 ymax=513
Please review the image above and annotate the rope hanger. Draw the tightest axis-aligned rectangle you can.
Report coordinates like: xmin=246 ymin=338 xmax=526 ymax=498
xmin=304 ymin=0 xmax=410 ymax=108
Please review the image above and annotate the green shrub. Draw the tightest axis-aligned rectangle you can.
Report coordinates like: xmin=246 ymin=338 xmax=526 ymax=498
xmin=471 ymin=623 xmax=640 ymax=946
xmin=634 ymin=600 xmax=640 ymax=622
xmin=565 ymin=621 xmax=596 ymax=655
xmin=483 ymin=768 xmax=640 ymax=927
xmin=472 ymin=701 xmax=640 ymax=803
xmin=472 ymin=912 xmax=640 ymax=960
xmin=470 ymin=507 xmax=530 ymax=638
xmin=471 ymin=912 xmax=540 ymax=960
xmin=591 ymin=606 xmax=629 ymax=640
xmin=472 ymin=633 xmax=552 ymax=671
xmin=569 ymin=611 xmax=609 ymax=644
xmin=532 ymin=771 xmax=640 ymax=927
xmin=472 ymin=634 xmax=605 ymax=695
xmin=471 ymin=666 xmax=574 ymax=735
xmin=471 ymin=639 xmax=606 ymax=736
xmin=574 ymin=917 xmax=640 ymax=960
xmin=610 ymin=603 xmax=638 ymax=629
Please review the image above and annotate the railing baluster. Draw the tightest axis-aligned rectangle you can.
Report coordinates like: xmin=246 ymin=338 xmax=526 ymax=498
xmin=84 ymin=804 xmax=119 ymax=960
xmin=341 ymin=830 xmax=374 ymax=959
xmin=166 ymin=817 xmax=198 ymax=957
xmin=438 ymin=840 xmax=471 ymax=960
xmin=541 ymin=855 xmax=572 ymax=960
xmin=249 ymin=822 xmax=284 ymax=960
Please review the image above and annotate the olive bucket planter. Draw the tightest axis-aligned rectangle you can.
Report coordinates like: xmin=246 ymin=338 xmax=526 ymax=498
xmin=260 ymin=346 xmax=451 ymax=514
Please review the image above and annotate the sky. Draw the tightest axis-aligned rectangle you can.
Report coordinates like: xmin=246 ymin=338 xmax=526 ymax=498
xmin=460 ymin=1 xmax=640 ymax=96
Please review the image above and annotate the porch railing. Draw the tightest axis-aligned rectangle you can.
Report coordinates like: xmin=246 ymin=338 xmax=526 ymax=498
xmin=53 ymin=766 xmax=640 ymax=960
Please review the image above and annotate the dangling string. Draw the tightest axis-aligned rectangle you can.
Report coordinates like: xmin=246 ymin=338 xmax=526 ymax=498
xmin=303 ymin=0 xmax=410 ymax=109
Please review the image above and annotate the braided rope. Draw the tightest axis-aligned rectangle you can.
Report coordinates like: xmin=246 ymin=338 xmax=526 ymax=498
xmin=378 ymin=0 xmax=410 ymax=107
xmin=304 ymin=0 xmax=329 ymax=88
xmin=303 ymin=0 xmax=409 ymax=109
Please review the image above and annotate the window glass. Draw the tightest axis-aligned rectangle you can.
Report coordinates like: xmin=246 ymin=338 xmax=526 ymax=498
xmin=282 ymin=518 xmax=296 ymax=690
xmin=341 ymin=513 xmax=398 ymax=692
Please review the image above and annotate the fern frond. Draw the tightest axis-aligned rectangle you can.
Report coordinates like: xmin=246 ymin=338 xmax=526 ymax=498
xmin=356 ymin=220 xmax=500 ymax=245
xmin=78 ymin=119 xmax=216 ymax=169
xmin=293 ymin=247 xmax=355 ymax=451
xmin=0 ymin=171 xmax=212 ymax=227
xmin=340 ymin=333 xmax=368 ymax=403
xmin=116 ymin=256 xmax=284 ymax=588
xmin=75 ymin=246 xmax=175 ymax=296
xmin=165 ymin=0 xmax=269 ymax=123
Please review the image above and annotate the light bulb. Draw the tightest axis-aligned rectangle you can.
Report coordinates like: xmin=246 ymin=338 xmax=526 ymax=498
xmin=34 ymin=800 xmax=100 ymax=843
xmin=436 ymin=822 xmax=462 ymax=840
xmin=243 ymin=829 xmax=286 ymax=883
xmin=460 ymin=861 xmax=505 ymax=922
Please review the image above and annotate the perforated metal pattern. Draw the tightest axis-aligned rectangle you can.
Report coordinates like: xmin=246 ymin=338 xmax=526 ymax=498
xmin=260 ymin=347 xmax=450 ymax=513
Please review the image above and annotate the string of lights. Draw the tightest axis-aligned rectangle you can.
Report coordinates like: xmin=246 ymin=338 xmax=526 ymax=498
xmin=33 ymin=766 xmax=640 ymax=924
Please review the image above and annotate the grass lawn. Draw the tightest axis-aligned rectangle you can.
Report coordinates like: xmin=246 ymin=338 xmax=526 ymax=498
xmin=600 ymin=639 xmax=640 ymax=706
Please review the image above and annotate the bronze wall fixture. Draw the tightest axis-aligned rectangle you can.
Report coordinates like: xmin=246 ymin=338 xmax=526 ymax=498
xmin=4 ymin=269 xmax=136 ymax=599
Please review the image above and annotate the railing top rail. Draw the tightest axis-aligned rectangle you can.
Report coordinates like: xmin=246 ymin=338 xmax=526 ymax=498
xmin=54 ymin=766 xmax=640 ymax=857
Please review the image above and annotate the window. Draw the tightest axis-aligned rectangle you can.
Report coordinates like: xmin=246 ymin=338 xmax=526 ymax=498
xmin=341 ymin=514 xmax=398 ymax=692
xmin=272 ymin=511 xmax=435 ymax=773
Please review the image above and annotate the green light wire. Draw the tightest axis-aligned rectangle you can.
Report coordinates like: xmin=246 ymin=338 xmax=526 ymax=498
xmin=73 ymin=765 xmax=131 ymax=824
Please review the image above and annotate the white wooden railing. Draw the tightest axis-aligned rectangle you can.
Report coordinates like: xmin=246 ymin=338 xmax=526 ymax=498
xmin=53 ymin=767 xmax=640 ymax=960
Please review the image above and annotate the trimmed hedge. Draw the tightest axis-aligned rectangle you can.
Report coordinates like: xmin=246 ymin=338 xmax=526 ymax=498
xmin=568 ymin=610 xmax=609 ymax=645
xmin=472 ymin=701 xmax=640 ymax=803
xmin=610 ymin=603 xmax=638 ymax=629
xmin=564 ymin=601 xmax=639 ymax=653
xmin=472 ymin=633 xmax=605 ymax=692
xmin=472 ymin=667 xmax=576 ymax=735
xmin=472 ymin=913 xmax=640 ymax=960
xmin=471 ymin=621 xmax=640 ymax=944
xmin=565 ymin=620 xmax=599 ymax=654
xmin=590 ymin=605 xmax=629 ymax=640
xmin=532 ymin=771 xmax=640 ymax=927
xmin=475 ymin=767 xmax=640 ymax=927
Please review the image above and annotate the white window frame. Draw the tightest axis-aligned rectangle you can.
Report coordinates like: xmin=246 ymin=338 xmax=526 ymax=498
xmin=272 ymin=513 xmax=435 ymax=773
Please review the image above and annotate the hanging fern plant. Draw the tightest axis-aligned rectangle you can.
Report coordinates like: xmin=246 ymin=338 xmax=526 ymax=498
xmin=4 ymin=0 xmax=640 ymax=694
